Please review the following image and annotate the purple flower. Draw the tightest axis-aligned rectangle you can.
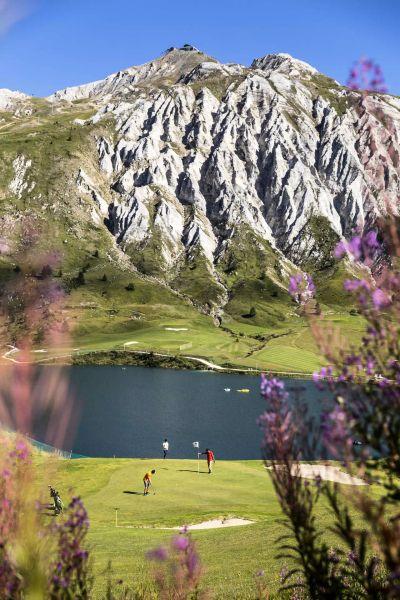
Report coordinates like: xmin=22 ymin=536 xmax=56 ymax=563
xmin=173 ymin=535 xmax=190 ymax=551
xmin=288 ymin=273 xmax=315 ymax=304
xmin=335 ymin=231 xmax=381 ymax=266
xmin=147 ymin=546 xmax=168 ymax=562
xmin=261 ymin=375 xmax=287 ymax=399
xmin=348 ymin=236 xmax=362 ymax=260
xmin=348 ymin=550 xmax=358 ymax=565
xmin=306 ymin=274 xmax=316 ymax=293
xmin=322 ymin=406 xmax=350 ymax=454
xmin=334 ymin=240 xmax=347 ymax=259
xmin=372 ymin=288 xmax=391 ymax=309
xmin=312 ymin=371 xmax=321 ymax=383
xmin=364 ymin=355 xmax=375 ymax=376
xmin=187 ymin=548 xmax=200 ymax=578
xmin=363 ymin=230 xmax=379 ymax=250
xmin=288 ymin=274 xmax=302 ymax=296
xmin=47 ymin=496 xmax=90 ymax=596
xmin=347 ymin=57 xmax=388 ymax=93
xmin=256 ymin=570 xmax=265 ymax=577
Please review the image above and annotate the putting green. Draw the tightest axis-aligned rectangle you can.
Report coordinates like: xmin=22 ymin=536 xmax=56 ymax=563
xmin=37 ymin=457 xmax=378 ymax=598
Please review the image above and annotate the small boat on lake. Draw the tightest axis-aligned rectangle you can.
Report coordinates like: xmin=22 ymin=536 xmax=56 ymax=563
xmin=224 ymin=388 xmax=231 ymax=392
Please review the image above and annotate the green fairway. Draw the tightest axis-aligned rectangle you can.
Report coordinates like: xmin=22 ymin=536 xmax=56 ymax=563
xmin=38 ymin=457 xmax=379 ymax=598
xmin=2 ymin=307 xmax=366 ymax=376
xmin=64 ymin=278 xmax=365 ymax=374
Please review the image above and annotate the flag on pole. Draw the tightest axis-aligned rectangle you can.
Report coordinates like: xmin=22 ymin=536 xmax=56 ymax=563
xmin=192 ymin=441 xmax=199 ymax=448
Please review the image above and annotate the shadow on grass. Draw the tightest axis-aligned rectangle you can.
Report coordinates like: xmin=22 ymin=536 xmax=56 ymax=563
xmin=177 ymin=469 xmax=209 ymax=474
xmin=123 ymin=491 xmax=144 ymax=495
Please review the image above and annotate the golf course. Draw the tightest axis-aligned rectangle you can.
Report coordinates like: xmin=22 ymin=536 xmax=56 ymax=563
xmin=38 ymin=456 xmax=382 ymax=598
xmin=1 ymin=307 xmax=366 ymax=376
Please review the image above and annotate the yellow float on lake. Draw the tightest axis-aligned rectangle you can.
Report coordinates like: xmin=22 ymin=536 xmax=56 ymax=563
xmin=237 ymin=388 xmax=250 ymax=393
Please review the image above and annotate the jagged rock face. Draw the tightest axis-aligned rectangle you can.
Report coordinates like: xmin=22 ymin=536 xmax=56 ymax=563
xmin=59 ymin=47 xmax=400 ymax=280
xmin=5 ymin=47 xmax=400 ymax=307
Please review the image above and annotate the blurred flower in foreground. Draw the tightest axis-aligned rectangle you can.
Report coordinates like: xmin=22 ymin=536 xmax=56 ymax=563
xmin=0 ymin=218 xmax=79 ymax=451
xmin=48 ymin=497 xmax=91 ymax=598
xmin=288 ymin=273 xmax=315 ymax=305
xmin=347 ymin=57 xmax=388 ymax=94
xmin=334 ymin=230 xmax=380 ymax=267
xmin=147 ymin=530 xmax=207 ymax=598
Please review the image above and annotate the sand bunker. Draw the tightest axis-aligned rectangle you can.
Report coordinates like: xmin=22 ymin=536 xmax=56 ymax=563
xmin=266 ymin=464 xmax=366 ymax=486
xmin=170 ymin=518 xmax=254 ymax=530
xmin=117 ymin=518 xmax=254 ymax=531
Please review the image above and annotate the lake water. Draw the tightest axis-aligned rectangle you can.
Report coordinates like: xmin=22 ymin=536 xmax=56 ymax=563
xmin=47 ymin=366 xmax=328 ymax=460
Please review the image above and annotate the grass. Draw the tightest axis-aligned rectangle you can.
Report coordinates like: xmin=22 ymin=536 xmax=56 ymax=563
xmin=36 ymin=456 xmax=381 ymax=598
xmin=0 ymin=292 xmax=366 ymax=374
xmin=60 ymin=291 xmax=367 ymax=374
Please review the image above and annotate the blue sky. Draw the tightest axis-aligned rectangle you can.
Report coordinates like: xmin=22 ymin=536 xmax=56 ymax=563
xmin=0 ymin=0 xmax=398 ymax=96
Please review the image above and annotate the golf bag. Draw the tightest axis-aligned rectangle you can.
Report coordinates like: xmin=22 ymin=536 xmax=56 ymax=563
xmin=49 ymin=486 xmax=63 ymax=515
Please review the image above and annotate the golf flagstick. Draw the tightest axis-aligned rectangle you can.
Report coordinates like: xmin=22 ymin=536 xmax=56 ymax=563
xmin=192 ymin=441 xmax=200 ymax=473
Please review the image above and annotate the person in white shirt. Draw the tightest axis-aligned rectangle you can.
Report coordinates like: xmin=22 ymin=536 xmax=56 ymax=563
xmin=162 ymin=438 xmax=169 ymax=459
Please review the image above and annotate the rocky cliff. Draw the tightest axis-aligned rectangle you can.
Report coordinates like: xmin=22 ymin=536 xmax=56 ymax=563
xmin=1 ymin=46 xmax=399 ymax=319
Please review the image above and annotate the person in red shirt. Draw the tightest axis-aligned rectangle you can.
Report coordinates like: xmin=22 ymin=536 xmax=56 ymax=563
xmin=201 ymin=448 xmax=215 ymax=474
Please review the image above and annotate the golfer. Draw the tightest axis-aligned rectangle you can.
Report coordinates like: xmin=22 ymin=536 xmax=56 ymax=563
xmin=201 ymin=448 xmax=215 ymax=474
xmin=162 ymin=438 xmax=169 ymax=459
xmin=143 ymin=469 xmax=156 ymax=495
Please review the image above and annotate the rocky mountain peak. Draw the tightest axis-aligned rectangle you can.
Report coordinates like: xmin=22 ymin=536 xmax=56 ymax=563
xmin=2 ymin=47 xmax=400 ymax=315
xmin=251 ymin=52 xmax=318 ymax=76
xmin=47 ymin=46 xmax=216 ymax=103
xmin=164 ymin=44 xmax=201 ymax=53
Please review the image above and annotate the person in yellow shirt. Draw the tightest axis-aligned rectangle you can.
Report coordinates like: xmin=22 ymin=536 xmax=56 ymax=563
xmin=143 ymin=469 xmax=156 ymax=495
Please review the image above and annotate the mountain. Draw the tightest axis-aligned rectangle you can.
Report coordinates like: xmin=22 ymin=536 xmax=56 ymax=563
xmin=0 ymin=46 xmax=399 ymax=368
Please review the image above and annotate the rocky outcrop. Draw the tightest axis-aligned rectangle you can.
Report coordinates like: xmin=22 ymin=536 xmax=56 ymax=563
xmin=9 ymin=155 xmax=34 ymax=199
xmin=0 ymin=88 xmax=30 ymax=111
